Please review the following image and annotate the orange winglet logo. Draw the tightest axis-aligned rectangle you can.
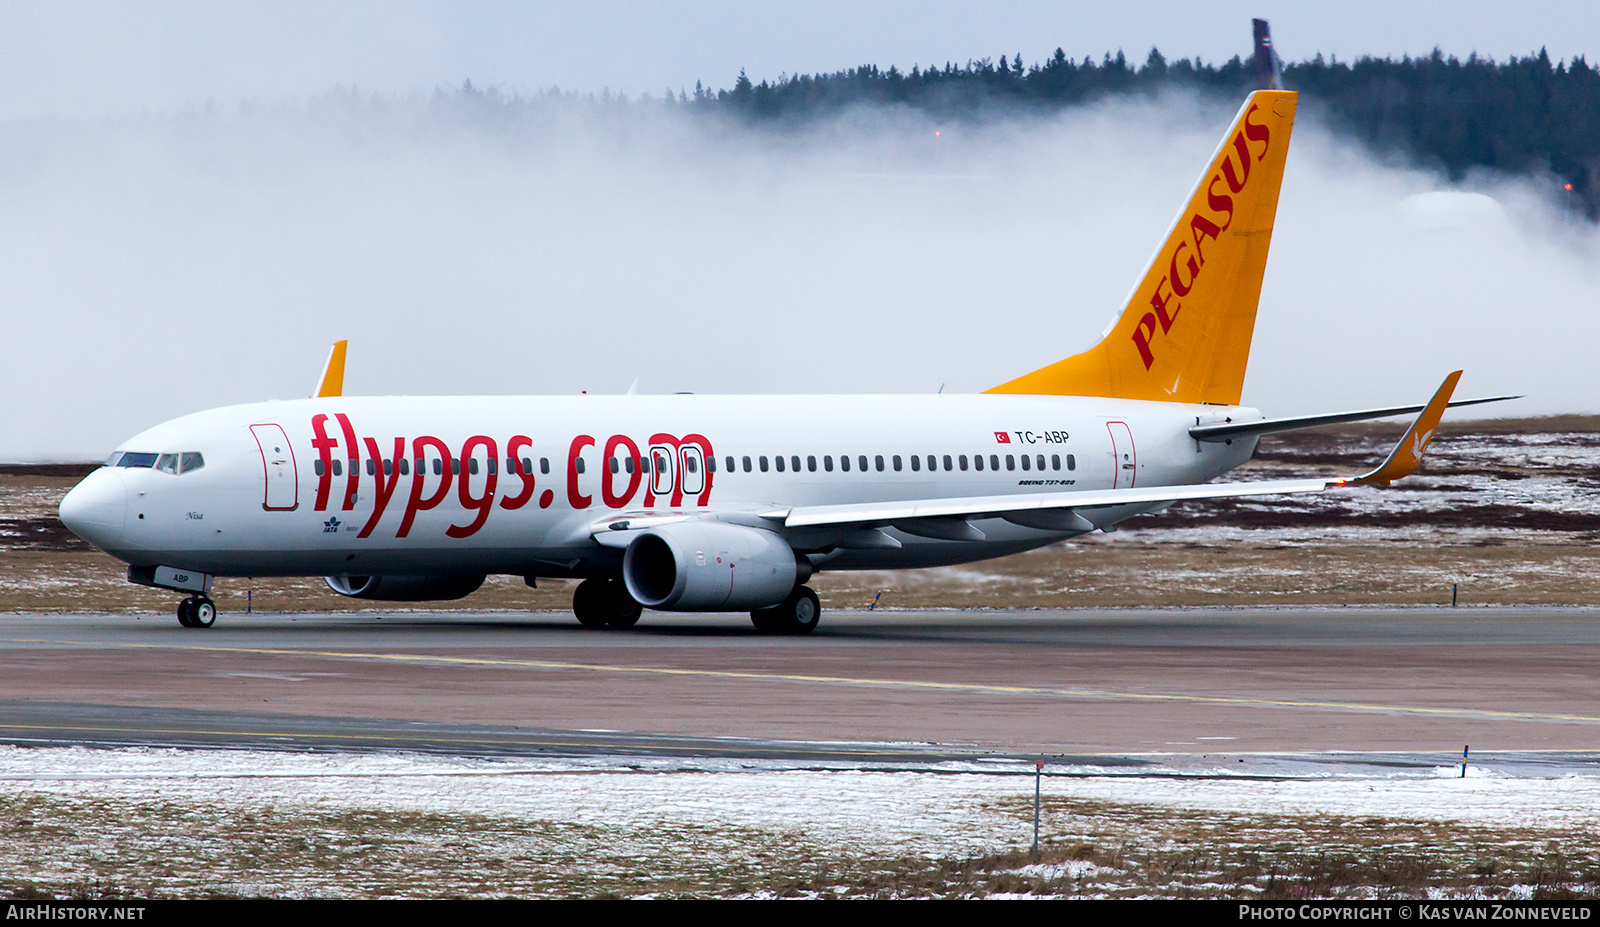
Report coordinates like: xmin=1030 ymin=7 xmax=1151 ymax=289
xmin=1350 ymin=371 xmax=1462 ymax=486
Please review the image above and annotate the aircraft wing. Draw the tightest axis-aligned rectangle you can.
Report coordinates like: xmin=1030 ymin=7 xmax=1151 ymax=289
xmin=767 ymin=370 xmax=1464 ymax=533
xmin=590 ymin=372 xmax=1463 ymax=545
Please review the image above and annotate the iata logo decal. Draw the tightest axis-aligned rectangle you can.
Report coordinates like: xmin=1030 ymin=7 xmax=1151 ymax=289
xmin=309 ymin=413 xmax=715 ymax=541
xmin=1131 ymin=103 xmax=1271 ymax=370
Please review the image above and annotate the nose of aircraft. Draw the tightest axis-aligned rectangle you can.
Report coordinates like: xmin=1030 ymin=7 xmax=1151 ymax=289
xmin=58 ymin=468 xmax=127 ymax=551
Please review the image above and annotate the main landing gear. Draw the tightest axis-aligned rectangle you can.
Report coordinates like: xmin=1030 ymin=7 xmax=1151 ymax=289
xmin=176 ymin=595 xmax=216 ymax=629
xmin=572 ymin=577 xmax=643 ymax=629
xmin=751 ymin=586 xmax=821 ymax=635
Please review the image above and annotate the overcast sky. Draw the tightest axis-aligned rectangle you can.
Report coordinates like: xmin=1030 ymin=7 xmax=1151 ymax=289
xmin=3 ymin=3 xmax=1598 ymax=459
xmin=1 ymin=1 xmax=1597 ymax=118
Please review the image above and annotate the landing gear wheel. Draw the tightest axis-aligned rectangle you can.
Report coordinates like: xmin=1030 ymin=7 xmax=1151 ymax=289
xmin=749 ymin=606 xmax=782 ymax=633
xmin=190 ymin=596 xmax=216 ymax=628
xmin=572 ymin=578 xmax=610 ymax=628
xmin=177 ymin=596 xmax=216 ymax=629
xmin=574 ymin=578 xmax=644 ymax=629
xmin=752 ymin=586 xmax=821 ymax=635
xmin=603 ymin=581 xmax=643 ymax=629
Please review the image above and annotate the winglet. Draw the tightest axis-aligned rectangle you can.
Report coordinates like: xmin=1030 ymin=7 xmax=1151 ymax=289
xmin=1342 ymin=370 xmax=1461 ymax=487
xmin=311 ymin=341 xmax=348 ymax=398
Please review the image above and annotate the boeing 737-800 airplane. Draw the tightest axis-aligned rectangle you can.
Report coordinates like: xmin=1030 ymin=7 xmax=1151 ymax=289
xmin=57 ymin=84 xmax=1511 ymax=633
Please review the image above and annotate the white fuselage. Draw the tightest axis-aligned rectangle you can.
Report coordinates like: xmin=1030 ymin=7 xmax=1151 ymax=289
xmin=59 ymin=393 xmax=1259 ymax=579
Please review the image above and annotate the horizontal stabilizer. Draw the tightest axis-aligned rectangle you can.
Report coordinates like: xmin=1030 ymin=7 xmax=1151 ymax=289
xmin=1190 ymin=393 xmax=1520 ymax=441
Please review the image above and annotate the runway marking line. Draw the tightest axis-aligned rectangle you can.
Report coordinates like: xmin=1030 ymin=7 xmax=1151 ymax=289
xmin=5 ymin=636 xmax=1600 ymax=726
xmin=0 ymin=722 xmax=916 ymax=759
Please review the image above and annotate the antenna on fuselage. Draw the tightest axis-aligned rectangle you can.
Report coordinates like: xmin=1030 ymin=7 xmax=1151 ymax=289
xmin=312 ymin=341 xmax=348 ymax=398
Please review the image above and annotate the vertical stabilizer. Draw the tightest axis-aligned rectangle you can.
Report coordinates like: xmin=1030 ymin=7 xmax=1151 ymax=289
xmin=987 ymin=88 xmax=1297 ymax=405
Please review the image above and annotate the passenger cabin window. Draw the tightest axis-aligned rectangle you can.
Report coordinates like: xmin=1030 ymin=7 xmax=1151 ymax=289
xmin=333 ymin=459 xmax=342 ymax=476
xmin=742 ymin=456 xmax=752 ymax=473
xmin=1036 ymin=454 xmax=1046 ymax=470
xmin=1006 ymin=454 xmax=1016 ymax=471
xmin=824 ymin=455 xmax=834 ymax=472
xmin=759 ymin=456 xmax=769 ymax=472
xmin=1052 ymin=454 xmax=1061 ymax=470
xmin=775 ymin=456 xmax=785 ymax=473
xmin=875 ymin=455 xmax=885 ymax=472
xmin=943 ymin=454 xmax=953 ymax=471
xmin=892 ymin=455 xmax=902 ymax=471
xmin=1021 ymin=455 xmax=1031 ymax=471
xmin=858 ymin=455 xmax=869 ymax=472
xmin=1067 ymin=454 xmax=1076 ymax=470
xmin=790 ymin=456 xmax=800 ymax=472
xmin=910 ymin=455 xmax=920 ymax=471
xmin=958 ymin=455 xmax=968 ymax=471
xmin=399 ymin=458 xmax=409 ymax=476
xmin=540 ymin=458 xmax=551 ymax=475
xmin=807 ymin=455 xmax=817 ymax=472
xmin=575 ymin=458 xmax=586 ymax=474
xmin=725 ymin=456 xmax=736 ymax=473
xmin=989 ymin=454 xmax=999 ymax=471
xmin=973 ymin=455 xmax=984 ymax=471
xmin=840 ymin=455 xmax=850 ymax=472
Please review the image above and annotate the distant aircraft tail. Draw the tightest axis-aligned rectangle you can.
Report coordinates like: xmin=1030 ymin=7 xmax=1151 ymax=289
xmin=987 ymin=88 xmax=1298 ymax=405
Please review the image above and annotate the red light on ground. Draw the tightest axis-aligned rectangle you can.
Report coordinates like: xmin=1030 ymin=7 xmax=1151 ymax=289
xmin=1565 ymin=183 xmax=1575 ymax=191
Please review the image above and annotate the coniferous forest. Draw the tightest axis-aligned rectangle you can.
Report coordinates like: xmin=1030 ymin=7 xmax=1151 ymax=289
xmin=679 ymin=48 xmax=1600 ymax=218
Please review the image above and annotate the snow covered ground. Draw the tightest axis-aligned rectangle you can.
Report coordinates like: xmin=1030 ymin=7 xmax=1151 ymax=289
xmin=0 ymin=745 xmax=1596 ymax=898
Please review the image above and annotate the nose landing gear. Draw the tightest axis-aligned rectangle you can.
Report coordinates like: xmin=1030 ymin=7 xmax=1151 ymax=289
xmin=176 ymin=595 xmax=216 ymax=628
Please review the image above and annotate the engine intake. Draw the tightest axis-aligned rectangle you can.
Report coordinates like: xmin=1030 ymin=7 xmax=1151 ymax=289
xmin=324 ymin=574 xmax=485 ymax=601
xmin=623 ymin=522 xmax=797 ymax=611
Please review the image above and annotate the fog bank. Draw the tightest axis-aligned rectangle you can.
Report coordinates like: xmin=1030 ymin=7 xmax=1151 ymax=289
xmin=3 ymin=91 xmax=1594 ymax=460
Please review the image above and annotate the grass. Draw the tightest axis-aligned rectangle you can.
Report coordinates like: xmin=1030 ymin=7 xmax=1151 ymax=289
xmin=0 ymin=785 xmax=1596 ymax=899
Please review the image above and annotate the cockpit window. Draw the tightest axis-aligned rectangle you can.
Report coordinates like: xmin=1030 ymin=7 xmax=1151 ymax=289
xmin=118 ymin=451 xmax=204 ymax=473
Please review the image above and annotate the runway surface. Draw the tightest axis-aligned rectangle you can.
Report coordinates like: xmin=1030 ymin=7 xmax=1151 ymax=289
xmin=1 ymin=607 xmax=1598 ymax=764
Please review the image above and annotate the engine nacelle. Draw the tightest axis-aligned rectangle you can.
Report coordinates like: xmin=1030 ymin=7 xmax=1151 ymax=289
xmin=324 ymin=574 xmax=485 ymax=601
xmin=623 ymin=522 xmax=797 ymax=611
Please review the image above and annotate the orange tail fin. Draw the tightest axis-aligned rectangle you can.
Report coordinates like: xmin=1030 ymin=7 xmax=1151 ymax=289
xmin=988 ymin=89 xmax=1298 ymax=404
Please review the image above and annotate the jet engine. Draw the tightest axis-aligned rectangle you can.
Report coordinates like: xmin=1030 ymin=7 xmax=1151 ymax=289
xmin=622 ymin=522 xmax=798 ymax=611
xmin=324 ymin=574 xmax=485 ymax=601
